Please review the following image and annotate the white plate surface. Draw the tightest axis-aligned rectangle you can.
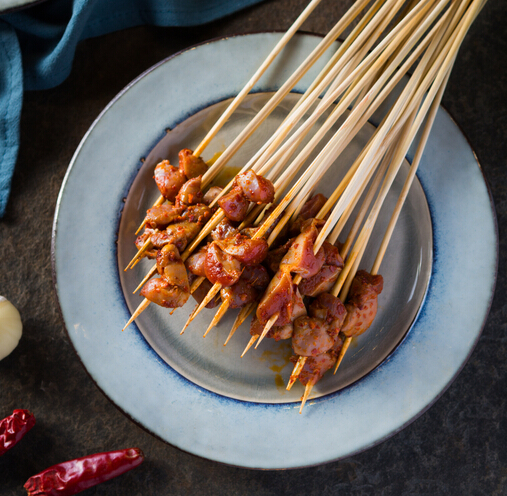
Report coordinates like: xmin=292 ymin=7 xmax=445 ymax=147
xmin=52 ymin=33 xmax=497 ymax=469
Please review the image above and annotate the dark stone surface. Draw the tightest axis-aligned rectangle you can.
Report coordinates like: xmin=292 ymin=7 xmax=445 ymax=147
xmin=1 ymin=0 xmax=506 ymax=494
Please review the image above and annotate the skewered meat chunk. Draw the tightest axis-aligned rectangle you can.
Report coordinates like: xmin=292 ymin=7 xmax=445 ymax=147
xmin=203 ymin=186 xmax=223 ymax=205
xmin=289 ymin=193 xmax=328 ymax=236
xmin=135 ymin=226 xmax=159 ymax=258
xmin=296 ymin=342 xmax=343 ymax=387
xmin=256 ymin=269 xmax=294 ymax=326
xmin=214 ymin=235 xmax=268 ymax=265
xmin=264 ymin=237 xmax=294 ymax=274
xmin=150 ymin=221 xmax=202 ymax=252
xmin=218 ymin=187 xmax=249 ymax=222
xmin=341 ymin=270 xmax=384 ymax=338
xmin=308 ymin=292 xmax=347 ymax=337
xmin=211 ymin=218 xmax=239 ymax=241
xmin=292 ymin=317 xmax=335 ymax=357
xmin=154 ymin=160 xmax=187 ymax=201
xmin=180 ymin=204 xmax=212 ymax=224
xmin=233 ymin=170 xmax=275 ymax=204
xmin=145 ymin=203 xmax=183 ymax=229
xmin=280 ymin=219 xmax=326 ymax=278
xmin=204 ymin=242 xmax=243 ymax=287
xmin=221 ymin=264 xmax=270 ymax=309
xmin=299 ymin=242 xmax=344 ymax=297
xmin=190 ymin=275 xmax=221 ymax=309
xmin=185 ymin=246 xmax=208 ymax=277
xmin=176 ymin=176 xmax=204 ymax=206
xmin=141 ymin=244 xmax=190 ymax=308
xmin=178 ymin=148 xmax=208 ymax=179
xmin=266 ymin=287 xmax=307 ymax=341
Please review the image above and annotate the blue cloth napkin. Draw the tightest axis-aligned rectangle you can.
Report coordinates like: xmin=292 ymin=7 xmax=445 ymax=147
xmin=0 ymin=0 xmax=263 ymax=217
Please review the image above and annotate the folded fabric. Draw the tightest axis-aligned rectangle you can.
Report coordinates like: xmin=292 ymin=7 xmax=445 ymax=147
xmin=0 ymin=0 xmax=264 ymax=217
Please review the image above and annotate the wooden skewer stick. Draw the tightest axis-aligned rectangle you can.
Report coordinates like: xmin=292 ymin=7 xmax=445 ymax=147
xmin=299 ymin=383 xmax=313 ymax=414
xmin=224 ymin=302 xmax=256 ymax=346
xmin=254 ymin=313 xmax=280 ymax=349
xmin=241 ymin=335 xmax=258 ymax=358
xmin=203 ymin=298 xmax=231 ymax=338
xmin=122 ymin=298 xmax=150 ymax=331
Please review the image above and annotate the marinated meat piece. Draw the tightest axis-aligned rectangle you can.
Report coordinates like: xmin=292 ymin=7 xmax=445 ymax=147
xmin=347 ymin=270 xmax=384 ymax=306
xmin=141 ymin=278 xmax=189 ymax=308
xmin=256 ymin=269 xmax=294 ymax=326
xmin=175 ymin=176 xmax=203 ymax=206
xmin=135 ymin=226 xmax=158 ymax=258
xmin=289 ymin=193 xmax=328 ymax=236
xmin=292 ymin=316 xmax=334 ymax=357
xmin=211 ymin=218 xmax=239 ymax=241
xmin=220 ymin=264 xmax=269 ymax=309
xmin=215 ymin=235 xmax=268 ymax=265
xmin=233 ymin=170 xmax=275 ymax=204
xmin=150 ymin=221 xmax=202 ymax=252
xmin=221 ymin=280 xmax=259 ymax=309
xmin=264 ymin=238 xmax=294 ymax=274
xmin=299 ymin=242 xmax=344 ymax=296
xmin=299 ymin=265 xmax=340 ymax=296
xmin=180 ymin=204 xmax=212 ymax=224
xmin=185 ymin=246 xmax=208 ymax=277
xmin=154 ymin=160 xmax=186 ymax=201
xmin=179 ymin=148 xmax=208 ymax=179
xmin=203 ymin=186 xmax=223 ymax=205
xmin=280 ymin=219 xmax=326 ymax=278
xmin=341 ymin=298 xmax=379 ymax=338
xmin=156 ymin=244 xmax=190 ymax=290
xmin=266 ymin=287 xmax=307 ymax=341
xmin=190 ymin=276 xmax=221 ymax=309
xmin=240 ymin=264 xmax=270 ymax=290
xmin=218 ymin=187 xmax=249 ymax=222
xmin=296 ymin=349 xmax=338 ymax=387
xmin=341 ymin=271 xmax=383 ymax=338
xmin=141 ymin=245 xmax=190 ymax=308
xmin=145 ymin=203 xmax=183 ymax=229
xmin=308 ymin=292 xmax=347 ymax=337
xmin=204 ymin=242 xmax=242 ymax=287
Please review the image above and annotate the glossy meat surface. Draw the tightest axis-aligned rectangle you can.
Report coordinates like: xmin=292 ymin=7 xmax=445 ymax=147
xmin=280 ymin=219 xmax=326 ymax=278
xmin=292 ymin=316 xmax=334 ymax=357
xmin=178 ymin=148 xmax=208 ymax=179
xmin=176 ymin=176 xmax=203 ymax=206
xmin=211 ymin=218 xmax=239 ymax=241
xmin=256 ymin=269 xmax=294 ymax=326
xmin=150 ymin=221 xmax=201 ymax=252
xmin=215 ymin=235 xmax=268 ymax=265
xmin=218 ymin=187 xmax=249 ymax=222
xmin=204 ymin=242 xmax=243 ymax=286
xmin=185 ymin=246 xmax=208 ymax=277
xmin=154 ymin=160 xmax=186 ymax=201
xmin=145 ymin=203 xmax=183 ymax=229
xmin=234 ymin=170 xmax=275 ymax=204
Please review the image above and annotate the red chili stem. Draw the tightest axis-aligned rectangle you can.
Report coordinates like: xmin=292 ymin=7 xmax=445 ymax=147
xmin=0 ymin=409 xmax=36 ymax=456
xmin=24 ymin=448 xmax=144 ymax=496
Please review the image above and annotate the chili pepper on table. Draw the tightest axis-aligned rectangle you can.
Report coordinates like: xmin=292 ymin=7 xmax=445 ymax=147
xmin=0 ymin=409 xmax=36 ymax=456
xmin=23 ymin=447 xmax=144 ymax=496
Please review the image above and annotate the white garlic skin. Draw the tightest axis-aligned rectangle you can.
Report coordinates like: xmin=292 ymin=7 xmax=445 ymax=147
xmin=0 ymin=296 xmax=23 ymax=361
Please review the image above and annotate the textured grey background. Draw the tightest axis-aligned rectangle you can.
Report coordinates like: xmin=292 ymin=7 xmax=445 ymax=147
xmin=1 ymin=0 xmax=506 ymax=494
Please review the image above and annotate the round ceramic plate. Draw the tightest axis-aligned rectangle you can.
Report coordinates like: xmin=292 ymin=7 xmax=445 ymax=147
xmin=52 ymin=33 xmax=497 ymax=469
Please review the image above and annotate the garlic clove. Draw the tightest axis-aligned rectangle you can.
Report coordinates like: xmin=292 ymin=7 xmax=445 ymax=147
xmin=0 ymin=296 xmax=23 ymax=361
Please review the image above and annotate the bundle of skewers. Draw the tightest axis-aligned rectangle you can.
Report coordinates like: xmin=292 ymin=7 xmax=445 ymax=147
xmin=121 ymin=0 xmax=485 ymax=412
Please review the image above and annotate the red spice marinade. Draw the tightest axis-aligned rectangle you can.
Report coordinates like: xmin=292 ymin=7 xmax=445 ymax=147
xmin=0 ymin=409 xmax=36 ymax=456
xmin=24 ymin=448 xmax=144 ymax=496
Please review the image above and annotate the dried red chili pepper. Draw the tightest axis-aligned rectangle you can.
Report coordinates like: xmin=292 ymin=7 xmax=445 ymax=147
xmin=23 ymin=448 xmax=144 ymax=496
xmin=0 ymin=409 xmax=36 ymax=456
